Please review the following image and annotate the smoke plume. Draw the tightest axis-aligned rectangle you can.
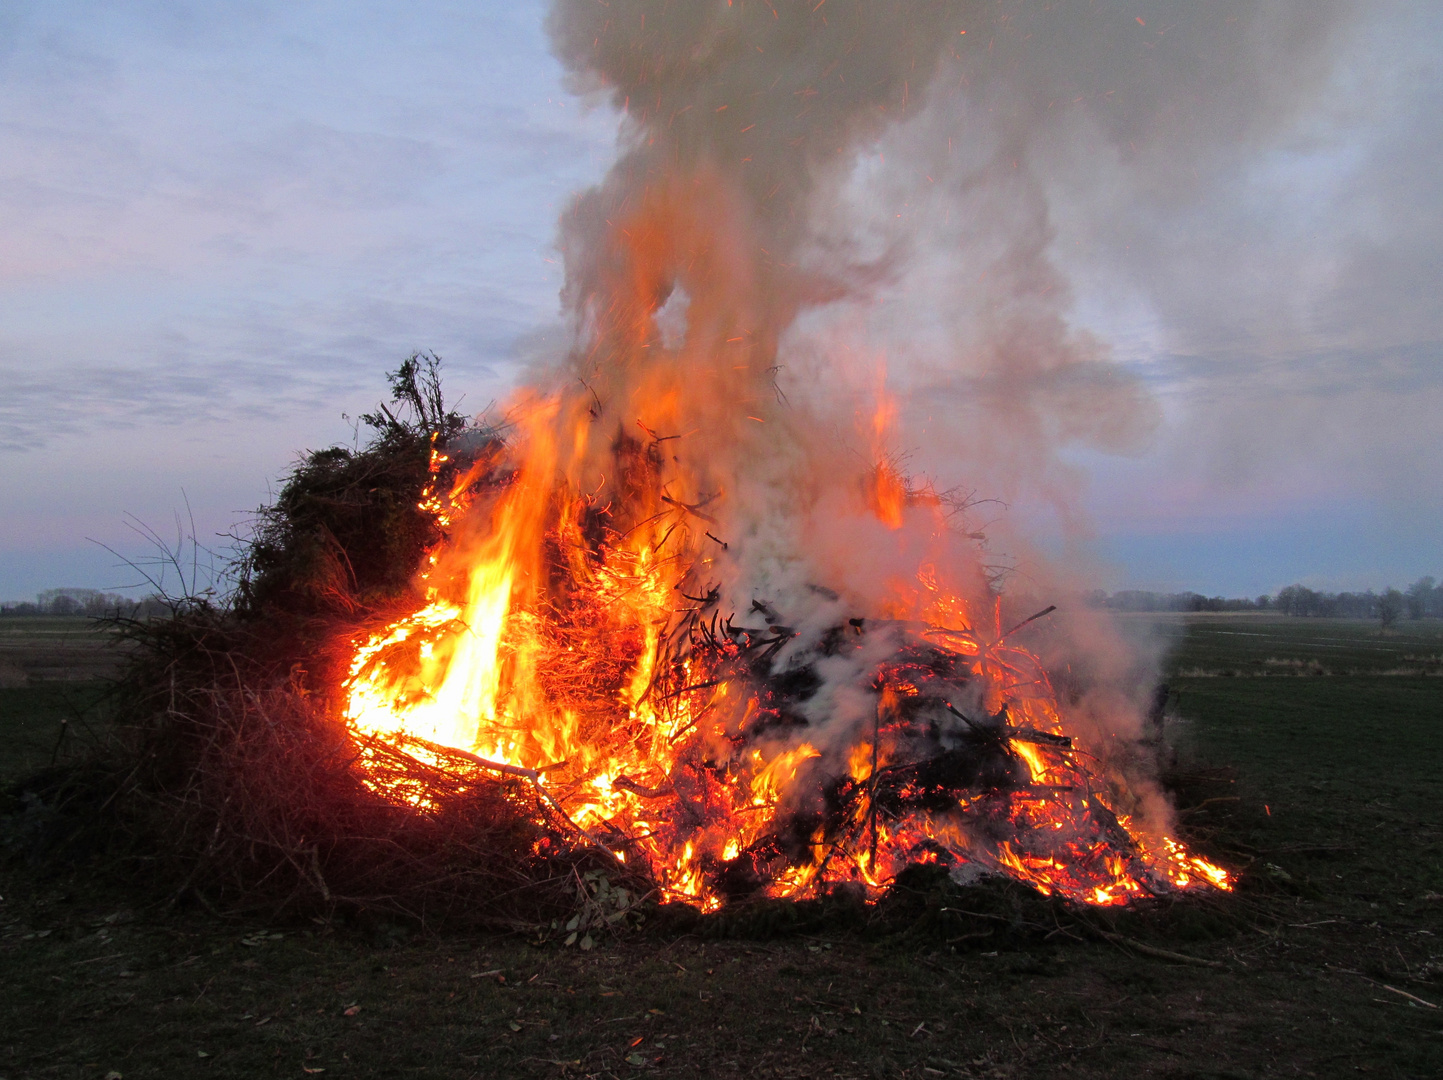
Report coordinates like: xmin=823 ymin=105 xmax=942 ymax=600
xmin=522 ymin=0 xmax=1357 ymax=810
xmin=545 ymin=0 xmax=1357 ymax=520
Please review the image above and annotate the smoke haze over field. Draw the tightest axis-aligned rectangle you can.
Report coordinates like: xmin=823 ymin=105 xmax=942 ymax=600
xmin=0 ymin=1 xmax=1439 ymax=600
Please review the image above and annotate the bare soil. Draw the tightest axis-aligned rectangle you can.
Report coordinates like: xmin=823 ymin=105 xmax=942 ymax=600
xmin=2 ymin=616 xmax=1440 ymax=1079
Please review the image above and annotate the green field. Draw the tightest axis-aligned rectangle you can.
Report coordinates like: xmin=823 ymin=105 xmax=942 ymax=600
xmin=1155 ymin=613 xmax=1443 ymax=677
xmin=2 ymin=615 xmax=1440 ymax=1078
xmin=0 ymin=616 xmax=130 ymax=686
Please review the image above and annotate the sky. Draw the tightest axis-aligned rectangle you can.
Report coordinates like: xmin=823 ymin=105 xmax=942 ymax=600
xmin=1 ymin=0 xmax=1439 ymax=602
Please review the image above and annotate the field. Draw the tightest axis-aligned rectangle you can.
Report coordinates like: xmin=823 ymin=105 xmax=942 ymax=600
xmin=0 ymin=617 xmax=129 ymax=687
xmin=2 ymin=615 xmax=1441 ymax=1079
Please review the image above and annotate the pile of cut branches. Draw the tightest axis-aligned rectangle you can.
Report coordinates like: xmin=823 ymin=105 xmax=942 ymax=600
xmin=105 ymin=602 xmax=626 ymax=928
xmin=4 ymin=354 xmax=1234 ymax=938
xmin=15 ymin=355 xmax=635 ymax=929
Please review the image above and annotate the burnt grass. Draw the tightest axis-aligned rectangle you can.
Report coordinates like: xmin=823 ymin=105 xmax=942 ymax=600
xmin=2 ymin=616 xmax=1442 ymax=1079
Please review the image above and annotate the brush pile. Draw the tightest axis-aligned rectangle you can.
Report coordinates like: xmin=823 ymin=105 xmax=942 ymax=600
xmin=51 ymin=356 xmax=639 ymax=928
xmin=4 ymin=355 xmax=1229 ymax=933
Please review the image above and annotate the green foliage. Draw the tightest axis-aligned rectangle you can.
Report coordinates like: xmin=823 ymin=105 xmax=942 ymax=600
xmin=359 ymin=351 xmax=469 ymax=444
xmin=549 ymin=870 xmax=642 ymax=950
xmin=236 ymin=352 xmax=497 ymax=625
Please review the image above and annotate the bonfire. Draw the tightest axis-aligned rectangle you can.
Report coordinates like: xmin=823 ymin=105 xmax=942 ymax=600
xmin=337 ymin=374 xmax=1228 ymax=913
xmin=102 ymin=2 xmax=1231 ymax=927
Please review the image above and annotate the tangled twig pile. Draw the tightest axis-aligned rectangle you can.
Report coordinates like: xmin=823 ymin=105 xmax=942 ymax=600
xmin=63 ymin=356 xmax=642 ymax=928
xmin=4 ymin=356 xmax=1239 ymax=938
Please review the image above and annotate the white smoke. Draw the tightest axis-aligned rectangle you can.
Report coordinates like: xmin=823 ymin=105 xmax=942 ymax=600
xmin=522 ymin=0 xmax=1363 ymax=830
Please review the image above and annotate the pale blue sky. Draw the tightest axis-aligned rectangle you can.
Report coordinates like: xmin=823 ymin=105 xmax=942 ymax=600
xmin=1 ymin=1 xmax=1439 ymax=600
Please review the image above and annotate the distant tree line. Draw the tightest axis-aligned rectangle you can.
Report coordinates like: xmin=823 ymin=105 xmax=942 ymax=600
xmin=8 ymin=578 xmax=1443 ymax=625
xmin=1087 ymin=576 xmax=1441 ymax=626
xmin=1085 ymin=590 xmax=1269 ymax=614
xmin=0 ymin=588 xmax=171 ymax=619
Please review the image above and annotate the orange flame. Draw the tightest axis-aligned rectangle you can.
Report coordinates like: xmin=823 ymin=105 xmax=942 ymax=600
xmin=338 ymin=388 xmax=1231 ymax=910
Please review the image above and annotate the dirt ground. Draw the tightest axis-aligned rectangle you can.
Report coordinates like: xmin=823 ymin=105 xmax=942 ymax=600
xmin=2 ymin=616 xmax=1441 ymax=1079
xmin=1 ymin=866 xmax=1438 ymax=1079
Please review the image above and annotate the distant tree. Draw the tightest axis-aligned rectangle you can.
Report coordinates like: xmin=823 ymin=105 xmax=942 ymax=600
xmin=1089 ymin=590 xmax=1269 ymax=613
xmin=1407 ymin=576 xmax=1437 ymax=620
xmin=1378 ymin=588 xmax=1404 ymax=630
xmin=1276 ymin=584 xmax=1318 ymax=616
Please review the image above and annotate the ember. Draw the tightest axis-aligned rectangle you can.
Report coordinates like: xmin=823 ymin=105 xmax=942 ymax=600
xmin=336 ymin=0 xmax=1228 ymax=912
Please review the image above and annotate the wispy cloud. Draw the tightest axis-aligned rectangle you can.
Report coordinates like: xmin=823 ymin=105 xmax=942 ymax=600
xmin=0 ymin=1 xmax=1439 ymax=597
xmin=0 ymin=0 xmax=611 ymax=458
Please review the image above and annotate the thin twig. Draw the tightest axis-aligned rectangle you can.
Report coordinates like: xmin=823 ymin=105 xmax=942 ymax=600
xmin=408 ymin=738 xmax=614 ymax=857
xmin=997 ymin=605 xmax=1057 ymax=643
xmin=1095 ymin=930 xmax=1224 ymax=968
